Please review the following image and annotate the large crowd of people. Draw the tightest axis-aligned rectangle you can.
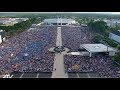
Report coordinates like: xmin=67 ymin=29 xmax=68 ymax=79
xmin=61 ymin=26 xmax=94 ymax=52
xmin=64 ymin=54 xmax=120 ymax=78
xmin=0 ymin=26 xmax=57 ymax=74
xmin=0 ymin=25 xmax=120 ymax=78
xmin=63 ymin=26 xmax=120 ymax=78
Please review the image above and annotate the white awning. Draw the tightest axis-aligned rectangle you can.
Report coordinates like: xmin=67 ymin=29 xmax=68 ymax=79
xmin=71 ymin=52 xmax=81 ymax=55
xmin=80 ymin=44 xmax=116 ymax=53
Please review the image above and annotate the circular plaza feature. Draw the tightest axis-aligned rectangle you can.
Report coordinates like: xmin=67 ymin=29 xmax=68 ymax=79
xmin=49 ymin=46 xmax=70 ymax=54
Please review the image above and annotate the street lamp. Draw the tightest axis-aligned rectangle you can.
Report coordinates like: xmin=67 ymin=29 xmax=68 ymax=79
xmin=0 ymin=30 xmax=6 ymax=43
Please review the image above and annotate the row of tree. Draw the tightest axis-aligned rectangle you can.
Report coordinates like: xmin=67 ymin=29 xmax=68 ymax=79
xmin=92 ymin=34 xmax=117 ymax=47
xmin=87 ymin=20 xmax=108 ymax=33
xmin=87 ymin=20 xmax=120 ymax=65
xmin=114 ymin=46 xmax=120 ymax=64
xmin=0 ymin=17 xmax=40 ymax=38
xmin=88 ymin=20 xmax=118 ymax=48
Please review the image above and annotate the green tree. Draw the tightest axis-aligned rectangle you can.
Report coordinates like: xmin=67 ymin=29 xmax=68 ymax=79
xmin=103 ymin=37 xmax=117 ymax=47
xmin=87 ymin=20 xmax=108 ymax=33
xmin=92 ymin=34 xmax=102 ymax=43
xmin=0 ymin=17 xmax=40 ymax=38
xmin=117 ymin=46 xmax=120 ymax=51
xmin=114 ymin=51 xmax=120 ymax=64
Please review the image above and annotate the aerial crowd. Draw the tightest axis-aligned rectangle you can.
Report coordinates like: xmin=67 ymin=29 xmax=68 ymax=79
xmin=0 ymin=26 xmax=57 ymax=75
xmin=0 ymin=25 xmax=120 ymax=78
xmin=63 ymin=26 xmax=120 ymax=78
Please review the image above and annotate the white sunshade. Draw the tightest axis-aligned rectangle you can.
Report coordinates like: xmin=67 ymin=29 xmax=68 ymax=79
xmin=81 ymin=44 xmax=116 ymax=53
xmin=71 ymin=52 xmax=81 ymax=55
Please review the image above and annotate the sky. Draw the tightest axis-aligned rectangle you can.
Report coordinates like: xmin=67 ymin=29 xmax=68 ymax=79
xmin=73 ymin=12 xmax=120 ymax=14
xmin=0 ymin=12 xmax=120 ymax=15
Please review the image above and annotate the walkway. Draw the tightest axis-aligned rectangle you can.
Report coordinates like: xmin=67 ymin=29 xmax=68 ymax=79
xmin=52 ymin=27 xmax=68 ymax=78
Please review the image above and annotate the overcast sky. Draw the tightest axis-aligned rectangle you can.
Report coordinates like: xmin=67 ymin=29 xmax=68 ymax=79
xmin=1 ymin=12 xmax=120 ymax=15
xmin=37 ymin=12 xmax=120 ymax=14
xmin=73 ymin=12 xmax=120 ymax=14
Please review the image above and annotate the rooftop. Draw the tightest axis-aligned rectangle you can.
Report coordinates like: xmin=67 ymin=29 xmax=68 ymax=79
xmin=111 ymin=30 xmax=120 ymax=36
xmin=44 ymin=18 xmax=76 ymax=23
xmin=81 ymin=44 xmax=116 ymax=53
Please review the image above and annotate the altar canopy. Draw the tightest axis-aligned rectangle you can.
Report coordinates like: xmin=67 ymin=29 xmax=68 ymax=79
xmin=80 ymin=44 xmax=116 ymax=57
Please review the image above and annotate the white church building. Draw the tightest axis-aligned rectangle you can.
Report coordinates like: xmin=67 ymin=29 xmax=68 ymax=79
xmin=43 ymin=18 xmax=77 ymax=26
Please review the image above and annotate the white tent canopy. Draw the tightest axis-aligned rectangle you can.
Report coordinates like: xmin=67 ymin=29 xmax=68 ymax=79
xmin=80 ymin=44 xmax=116 ymax=57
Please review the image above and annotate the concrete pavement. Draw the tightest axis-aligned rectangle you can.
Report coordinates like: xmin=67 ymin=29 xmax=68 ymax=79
xmin=52 ymin=27 xmax=68 ymax=78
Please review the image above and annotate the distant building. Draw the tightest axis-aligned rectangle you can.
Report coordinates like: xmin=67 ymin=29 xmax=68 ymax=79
xmin=31 ymin=24 xmax=37 ymax=28
xmin=0 ymin=18 xmax=29 ymax=26
xmin=43 ymin=18 xmax=77 ymax=26
xmin=103 ymin=19 xmax=120 ymax=27
xmin=109 ymin=30 xmax=120 ymax=44
xmin=94 ymin=19 xmax=101 ymax=22
xmin=81 ymin=24 xmax=87 ymax=27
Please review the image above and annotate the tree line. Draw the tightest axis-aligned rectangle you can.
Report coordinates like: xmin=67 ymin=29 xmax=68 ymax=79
xmin=87 ymin=20 xmax=118 ymax=47
xmin=87 ymin=20 xmax=120 ymax=65
xmin=0 ymin=17 xmax=40 ymax=38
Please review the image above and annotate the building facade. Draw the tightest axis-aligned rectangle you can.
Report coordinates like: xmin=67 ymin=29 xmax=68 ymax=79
xmin=103 ymin=19 xmax=120 ymax=27
xmin=109 ymin=30 xmax=120 ymax=44
xmin=43 ymin=18 xmax=77 ymax=26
